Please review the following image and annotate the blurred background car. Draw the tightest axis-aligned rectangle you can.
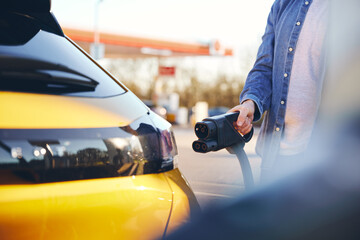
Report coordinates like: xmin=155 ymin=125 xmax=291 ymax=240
xmin=143 ymin=99 xmax=168 ymax=119
xmin=0 ymin=1 xmax=199 ymax=240
xmin=208 ymin=106 xmax=229 ymax=117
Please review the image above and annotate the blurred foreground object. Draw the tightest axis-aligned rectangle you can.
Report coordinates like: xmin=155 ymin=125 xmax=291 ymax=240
xmin=165 ymin=0 xmax=360 ymax=239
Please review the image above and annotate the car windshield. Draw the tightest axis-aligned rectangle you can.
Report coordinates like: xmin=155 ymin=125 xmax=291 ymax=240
xmin=0 ymin=12 xmax=126 ymax=97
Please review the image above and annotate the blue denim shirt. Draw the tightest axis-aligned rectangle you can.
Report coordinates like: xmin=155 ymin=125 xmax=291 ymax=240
xmin=240 ymin=0 xmax=314 ymax=169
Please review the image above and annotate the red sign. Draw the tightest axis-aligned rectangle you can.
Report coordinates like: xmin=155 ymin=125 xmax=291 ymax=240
xmin=159 ymin=66 xmax=176 ymax=76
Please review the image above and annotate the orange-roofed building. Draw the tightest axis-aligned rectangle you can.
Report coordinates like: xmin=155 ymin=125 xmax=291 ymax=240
xmin=63 ymin=28 xmax=233 ymax=58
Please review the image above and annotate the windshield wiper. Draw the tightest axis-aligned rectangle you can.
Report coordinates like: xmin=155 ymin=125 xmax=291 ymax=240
xmin=1 ymin=70 xmax=98 ymax=88
xmin=0 ymin=55 xmax=99 ymax=93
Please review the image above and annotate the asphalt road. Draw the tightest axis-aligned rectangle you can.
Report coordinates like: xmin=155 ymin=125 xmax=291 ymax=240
xmin=173 ymin=126 xmax=262 ymax=210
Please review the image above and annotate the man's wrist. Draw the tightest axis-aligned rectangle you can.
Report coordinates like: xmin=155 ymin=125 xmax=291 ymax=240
xmin=242 ymin=100 xmax=255 ymax=114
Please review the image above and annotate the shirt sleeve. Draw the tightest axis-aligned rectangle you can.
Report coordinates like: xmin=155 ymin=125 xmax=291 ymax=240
xmin=240 ymin=1 xmax=278 ymax=122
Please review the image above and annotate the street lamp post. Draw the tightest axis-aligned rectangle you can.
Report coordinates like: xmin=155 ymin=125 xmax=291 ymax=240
xmin=94 ymin=0 xmax=102 ymax=45
xmin=91 ymin=0 xmax=104 ymax=60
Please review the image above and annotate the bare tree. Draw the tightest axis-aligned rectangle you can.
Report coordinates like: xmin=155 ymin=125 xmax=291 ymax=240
xmin=104 ymin=57 xmax=245 ymax=108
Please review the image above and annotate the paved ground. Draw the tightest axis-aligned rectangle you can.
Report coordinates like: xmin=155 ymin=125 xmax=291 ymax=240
xmin=173 ymin=125 xmax=262 ymax=210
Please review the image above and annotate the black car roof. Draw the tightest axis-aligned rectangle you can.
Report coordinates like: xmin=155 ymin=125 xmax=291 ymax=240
xmin=1 ymin=0 xmax=51 ymax=13
xmin=0 ymin=0 xmax=64 ymax=37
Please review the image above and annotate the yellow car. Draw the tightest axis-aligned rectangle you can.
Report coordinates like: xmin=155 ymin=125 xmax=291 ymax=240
xmin=0 ymin=1 xmax=199 ymax=240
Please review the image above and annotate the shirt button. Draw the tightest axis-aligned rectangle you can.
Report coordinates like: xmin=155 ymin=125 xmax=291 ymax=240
xmin=289 ymin=47 xmax=293 ymax=52
xmin=281 ymin=100 xmax=285 ymax=105
xmin=275 ymin=127 xmax=280 ymax=132
xmin=284 ymin=73 xmax=288 ymax=77
xmin=305 ymin=1 xmax=309 ymax=5
xmin=296 ymin=21 xmax=301 ymax=26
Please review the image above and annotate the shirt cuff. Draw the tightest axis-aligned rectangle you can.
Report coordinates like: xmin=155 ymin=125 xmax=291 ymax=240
xmin=240 ymin=95 xmax=262 ymax=122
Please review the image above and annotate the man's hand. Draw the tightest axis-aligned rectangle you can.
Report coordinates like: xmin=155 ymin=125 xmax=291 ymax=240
xmin=228 ymin=100 xmax=255 ymax=135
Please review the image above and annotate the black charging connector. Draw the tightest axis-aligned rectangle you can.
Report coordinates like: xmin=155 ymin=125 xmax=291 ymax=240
xmin=192 ymin=112 xmax=255 ymax=189
xmin=192 ymin=112 xmax=253 ymax=153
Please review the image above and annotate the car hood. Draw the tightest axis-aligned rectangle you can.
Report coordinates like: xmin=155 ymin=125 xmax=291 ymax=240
xmin=0 ymin=91 xmax=149 ymax=129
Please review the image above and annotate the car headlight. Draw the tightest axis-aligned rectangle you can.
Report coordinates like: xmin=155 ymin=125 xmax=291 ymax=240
xmin=0 ymin=112 xmax=178 ymax=183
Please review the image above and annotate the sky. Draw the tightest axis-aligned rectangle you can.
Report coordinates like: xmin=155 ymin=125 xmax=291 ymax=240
xmin=51 ymin=0 xmax=274 ymax=53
